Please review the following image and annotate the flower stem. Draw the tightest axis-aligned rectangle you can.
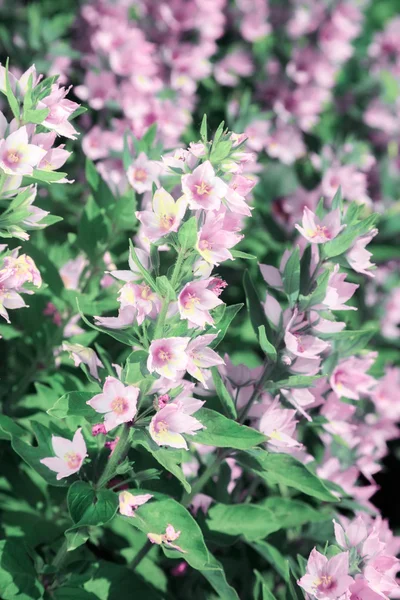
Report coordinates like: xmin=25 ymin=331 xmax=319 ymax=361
xmin=52 ymin=538 xmax=69 ymax=570
xmin=181 ymin=449 xmax=229 ymax=506
xmin=170 ymin=250 xmax=186 ymax=290
xmin=96 ymin=423 xmax=131 ymax=489
xmin=129 ymin=539 xmax=153 ymax=571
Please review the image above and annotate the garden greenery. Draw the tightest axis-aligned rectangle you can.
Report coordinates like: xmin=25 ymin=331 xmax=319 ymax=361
xmin=0 ymin=1 xmax=400 ymax=599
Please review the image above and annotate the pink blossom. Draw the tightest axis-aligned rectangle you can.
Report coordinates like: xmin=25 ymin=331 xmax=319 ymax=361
xmin=39 ymin=84 xmax=80 ymax=139
xmin=95 ymin=306 xmax=137 ymax=330
xmin=190 ymin=493 xmax=213 ymax=515
xmin=40 ymin=428 xmax=87 ymax=480
xmin=298 ymin=549 xmax=354 ymax=599
xmin=347 ymin=229 xmax=378 ymax=277
xmin=0 ymin=126 xmax=46 ymax=175
xmin=295 ymin=207 xmax=344 ymax=244
xmin=74 ymin=71 xmax=117 ymax=110
xmin=258 ymin=397 xmax=301 ymax=450
xmin=127 ymin=152 xmax=161 ymax=194
xmin=265 ymin=124 xmax=306 ymax=164
xmin=330 ymin=355 xmax=377 ymax=400
xmin=197 ymin=209 xmax=243 ymax=265
xmin=186 ymin=334 xmax=224 ymax=387
xmin=62 ymin=342 xmax=104 ymax=380
xmin=136 ymin=188 xmax=187 ymax=242
xmin=148 ymin=337 xmax=190 ymax=380
xmin=149 ymin=399 xmax=204 ymax=450
xmin=371 ymin=367 xmax=400 ymax=421
xmin=118 ymin=282 xmax=161 ymax=325
xmin=118 ymin=491 xmax=153 ymax=517
xmin=178 ymin=278 xmax=223 ymax=328
xmin=182 ymin=160 xmax=228 ymax=211
xmin=1 ymin=252 xmax=42 ymax=289
xmin=285 ymin=312 xmax=330 ymax=360
xmin=214 ymin=50 xmax=254 ymax=87
xmin=321 ymin=265 xmax=359 ymax=310
xmin=148 ymin=524 xmax=185 ymax=553
xmin=87 ymin=376 xmax=139 ymax=432
xmin=92 ymin=423 xmax=107 ymax=436
xmin=59 ymin=255 xmax=88 ymax=290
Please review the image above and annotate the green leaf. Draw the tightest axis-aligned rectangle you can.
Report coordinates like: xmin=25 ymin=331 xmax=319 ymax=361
xmin=259 ymin=497 xmax=332 ymax=529
xmin=123 ymin=490 xmax=208 ymax=570
xmin=65 ymin=528 xmax=89 ymax=552
xmin=331 ymin=187 xmax=343 ymax=211
xmin=85 ymin=159 xmax=100 ymax=191
xmin=31 ymin=169 xmax=68 ymax=182
xmin=47 ymin=391 xmax=98 ymax=424
xmin=10 ymin=422 xmax=68 ymax=487
xmin=258 ymin=325 xmax=277 ymax=361
xmin=236 ymin=448 xmax=337 ymax=502
xmin=207 ymin=503 xmax=280 ymax=541
xmin=77 ymin=196 xmax=109 ymax=260
xmin=282 ymin=247 xmax=300 ymax=307
xmin=298 ymin=267 xmax=331 ymax=311
xmin=200 ymin=114 xmax=208 ymax=144
xmin=254 ymin=570 xmax=278 ymax=600
xmin=68 ymin=481 xmax=118 ymax=527
xmin=178 ymin=216 xmax=197 ymax=250
xmin=265 ymin=375 xmax=320 ymax=389
xmin=208 ymin=303 xmax=243 ymax=348
xmin=129 ymin=240 xmax=158 ymax=292
xmin=155 ymin=275 xmax=176 ymax=300
xmin=23 ymin=108 xmax=50 ymax=124
xmin=231 ymin=250 xmax=258 ymax=260
xmin=201 ymin=552 xmax=240 ymax=600
xmin=250 ymin=541 xmax=289 ymax=582
xmin=4 ymin=58 xmax=20 ymax=119
xmin=211 ymin=367 xmax=237 ymax=419
xmin=132 ymin=430 xmax=191 ymax=493
xmin=193 ymin=408 xmax=266 ymax=449
xmin=323 ymin=214 xmax=379 ymax=259
xmin=329 ymin=327 xmax=377 ymax=356
xmin=0 ymin=540 xmax=44 ymax=600
xmin=243 ymin=270 xmax=270 ymax=338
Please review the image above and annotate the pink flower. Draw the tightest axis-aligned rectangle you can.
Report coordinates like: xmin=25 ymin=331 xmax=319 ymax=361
xmin=321 ymin=265 xmax=359 ymax=310
xmin=147 ymin=337 xmax=190 ymax=380
xmin=186 ymin=334 xmax=225 ymax=387
xmin=295 ymin=207 xmax=344 ymax=244
xmin=40 ymin=428 xmax=87 ymax=480
xmin=39 ymin=84 xmax=80 ymax=139
xmin=127 ymin=152 xmax=161 ymax=194
xmin=265 ymin=124 xmax=306 ymax=164
xmin=182 ymin=160 xmax=228 ymax=211
xmin=298 ymin=549 xmax=354 ymax=599
xmin=74 ymin=71 xmax=117 ymax=110
xmin=0 ymin=127 xmax=46 ymax=175
xmin=285 ymin=312 xmax=330 ymax=360
xmin=148 ymin=524 xmax=185 ymax=553
xmin=258 ymin=397 xmax=301 ymax=450
xmin=1 ymin=252 xmax=42 ymax=289
xmin=136 ymin=188 xmax=187 ymax=242
xmin=118 ymin=491 xmax=153 ymax=517
xmin=87 ymin=376 xmax=139 ymax=432
xmin=347 ymin=229 xmax=378 ymax=277
xmin=92 ymin=423 xmax=107 ymax=436
xmin=114 ymin=282 xmax=161 ymax=326
xmin=178 ymin=278 xmax=223 ymax=328
xmin=62 ymin=342 xmax=104 ymax=380
xmin=59 ymin=255 xmax=88 ymax=290
xmin=330 ymin=355 xmax=377 ymax=400
xmin=149 ymin=399 xmax=204 ymax=450
xmin=95 ymin=306 xmax=137 ymax=330
xmin=196 ymin=209 xmax=243 ymax=265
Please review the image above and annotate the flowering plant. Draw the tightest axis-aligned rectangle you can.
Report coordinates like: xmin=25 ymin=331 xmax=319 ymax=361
xmin=0 ymin=1 xmax=400 ymax=599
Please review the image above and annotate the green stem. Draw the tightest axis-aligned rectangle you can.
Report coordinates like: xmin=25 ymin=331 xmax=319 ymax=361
xmin=153 ymin=298 xmax=170 ymax=339
xmin=182 ymin=450 xmax=229 ymax=506
xmin=170 ymin=250 xmax=186 ymax=290
xmin=96 ymin=423 xmax=131 ymax=489
xmin=238 ymin=360 xmax=274 ymax=423
xmin=129 ymin=539 xmax=153 ymax=571
xmin=52 ymin=538 xmax=69 ymax=570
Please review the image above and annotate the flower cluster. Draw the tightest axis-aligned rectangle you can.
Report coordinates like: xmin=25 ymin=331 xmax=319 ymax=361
xmin=0 ymin=62 xmax=78 ymax=325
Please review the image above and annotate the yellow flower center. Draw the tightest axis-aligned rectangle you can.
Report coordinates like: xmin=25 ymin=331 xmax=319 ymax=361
xmin=195 ymin=181 xmax=211 ymax=196
xmin=111 ymin=396 xmax=129 ymax=415
xmin=159 ymin=214 xmax=174 ymax=230
xmin=159 ymin=350 xmax=171 ymax=362
xmin=64 ymin=451 xmax=81 ymax=469
xmin=156 ymin=420 xmax=169 ymax=434
xmin=7 ymin=151 xmax=20 ymax=164
xmin=133 ymin=168 xmax=147 ymax=182
xmin=184 ymin=293 xmax=200 ymax=310
xmin=141 ymin=285 xmax=152 ymax=300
